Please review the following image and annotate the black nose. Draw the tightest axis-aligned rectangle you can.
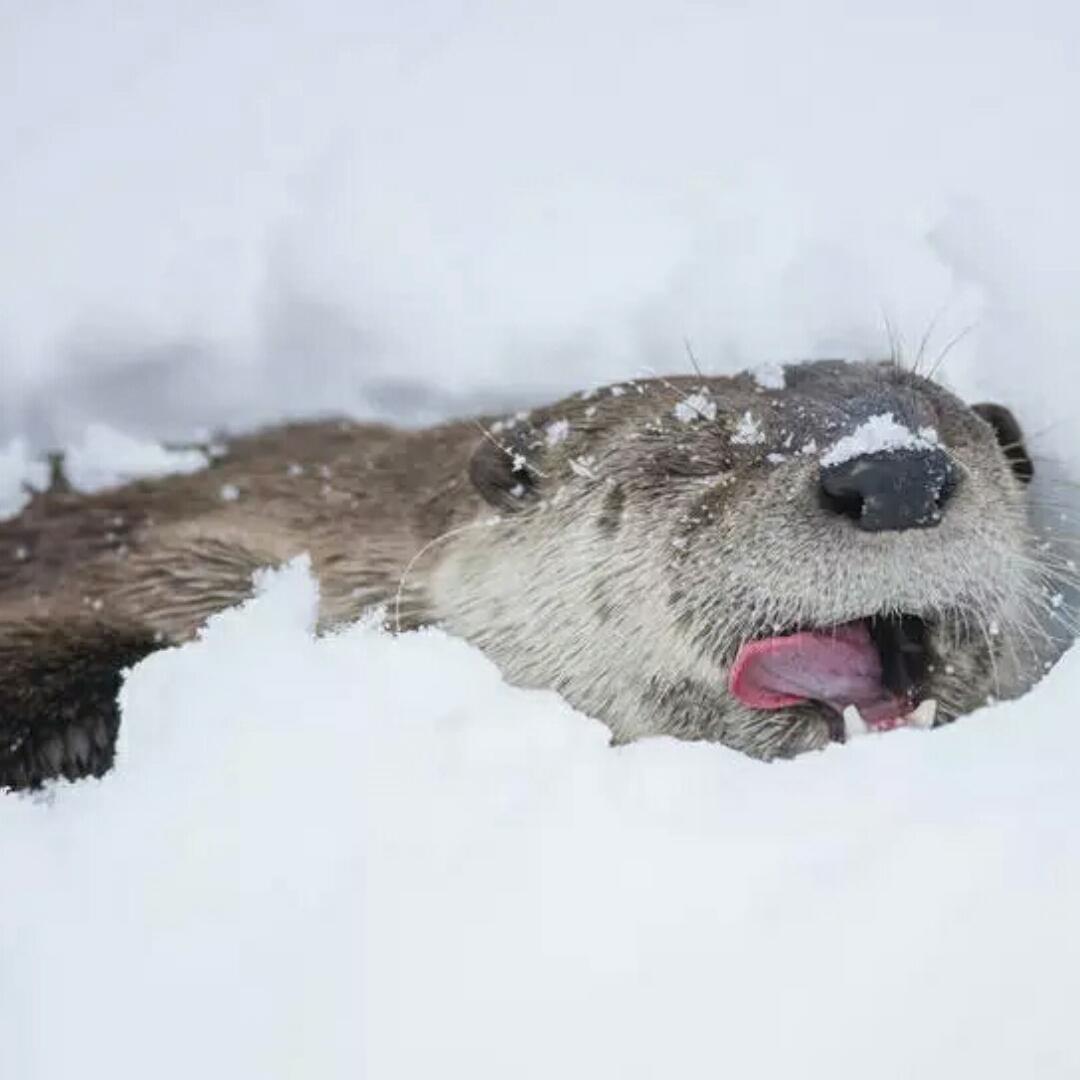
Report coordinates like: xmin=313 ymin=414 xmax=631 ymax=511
xmin=820 ymin=447 xmax=955 ymax=531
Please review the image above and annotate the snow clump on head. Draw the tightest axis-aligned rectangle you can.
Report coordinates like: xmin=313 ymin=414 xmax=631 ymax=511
xmin=820 ymin=413 xmax=941 ymax=468
xmin=730 ymin=411 xmax=766 ymax=445
xmin=673 ymin=392 xmax=717 ymax=424
xmin=544 ymin=419 xmax=571 ymax=446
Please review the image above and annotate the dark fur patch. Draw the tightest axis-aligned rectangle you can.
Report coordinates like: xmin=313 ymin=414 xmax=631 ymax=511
xmin=468 ymin=422 xmax=546 ymax=512
xmin=0 ymin=620 xmax=160 ymax=792
xmin=640 ymin=675 xmax=728 ymax=741
xmin=972 ymin=402 xmax=1034 ymax=483
xmin=596 ymin=484 xmax=626 ymax=536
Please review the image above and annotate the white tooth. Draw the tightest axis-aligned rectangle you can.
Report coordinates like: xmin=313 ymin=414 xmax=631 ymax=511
xmin=843 ymin=704 xmax=869 ymax=739
xmin=906 ymin=698 xmax=938 ymax=730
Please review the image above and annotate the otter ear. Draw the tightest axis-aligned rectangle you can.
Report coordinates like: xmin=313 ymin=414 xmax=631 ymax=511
xmin=971 ymin=403 xmax=1034 ymax=484
xmin=468 ymin=428 xmax=543 ymax=511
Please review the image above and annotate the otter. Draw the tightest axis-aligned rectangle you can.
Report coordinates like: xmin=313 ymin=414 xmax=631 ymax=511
xmin=0 ymin=359 xmax=1053 ymax=791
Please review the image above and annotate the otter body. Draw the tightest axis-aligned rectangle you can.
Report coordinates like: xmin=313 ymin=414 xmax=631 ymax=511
xmin=0 ymin=360 xmax=1048 ymax=790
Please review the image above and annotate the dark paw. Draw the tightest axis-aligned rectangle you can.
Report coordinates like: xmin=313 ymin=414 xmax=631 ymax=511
xmin=0 ymin=621 xmax=159 ymax=792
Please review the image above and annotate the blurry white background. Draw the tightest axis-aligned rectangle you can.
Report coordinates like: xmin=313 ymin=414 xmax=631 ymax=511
xmin=3 ymin=0 xmax=1079 ymax=454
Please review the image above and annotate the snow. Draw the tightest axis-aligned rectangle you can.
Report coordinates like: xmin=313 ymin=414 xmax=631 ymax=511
xmin=751 ymin=362 xmax=787 ymax=390
xmin=0 ymin=437 xmax=49 ymax=520
xmin=568 ymin=455 xmax=598 ymax=480
xmin=544 ymin=418 xmax=571 ymax=446
xmin=2 ymin=558 xmax=1078 ymax=1079
xmin=673 ymin=392 xmax=717 ymax=423
xmin=731 ymin=410 xmax=767 ymax=445
xmin=3 ymin=2 xmax=1080 ymax=1077
xmin=821 ymin=413 xmax=941 ymax=468
xmin=63 ymin=423 xmax=209 ymax=494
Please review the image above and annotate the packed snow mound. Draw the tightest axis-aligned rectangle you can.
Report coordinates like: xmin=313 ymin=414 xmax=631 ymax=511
xmin=62 ymin=423 xmax=209 ymax=494
xmin=2 ymin=558 xmax=1077 ymax=1079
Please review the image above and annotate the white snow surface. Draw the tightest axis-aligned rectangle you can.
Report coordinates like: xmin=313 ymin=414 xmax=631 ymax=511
xmin=0 ymin=437 xmax=49 ymax=520
xmin=821 ymin=413 xmax=941 ymax=468
xmin=3 ymin=3 xmax=1080 ymax=1077
xmin=2 ymin=558 xmax=1078 ymax=1079
xmin=63 ymin=423 xmax=209 ymax=494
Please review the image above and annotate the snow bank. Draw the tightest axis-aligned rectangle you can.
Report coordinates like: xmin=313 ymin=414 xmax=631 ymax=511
xmin=2 ymin=559 xmax=1077 ymax=1079
xmin=0 ymin=437 xmax=49 ymax=520
xmin=63 ymin=423 xmax=208 ymax=494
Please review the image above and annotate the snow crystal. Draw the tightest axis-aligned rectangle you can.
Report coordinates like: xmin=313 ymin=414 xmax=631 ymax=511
xmin=569 ymin=456 xmax=598 ymax=479
xmin=63 ymin=424 xmax=208 ymax=494
xmin=820 ymin=414 xmax=940 ymax=468
xmin=730 ymin=410 xmax=766 ymax=445
xmin=219 ymin=483 xmax=240 ymax=502
xmin=673 ymin=392 xmax=717 ymax=424
xmin=0 ymin=437 xmax=49 ymax=521
xmin=751 ymin=362 xmax=786 ymax=390
xmin=545 ymin=418 xmax=571 ymax=446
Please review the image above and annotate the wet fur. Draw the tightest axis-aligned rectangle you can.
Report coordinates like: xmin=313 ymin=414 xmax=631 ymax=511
xmin=0 ymin=360 xmax=1045 ymax=789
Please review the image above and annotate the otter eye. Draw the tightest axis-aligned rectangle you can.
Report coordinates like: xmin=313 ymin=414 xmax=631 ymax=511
xmin=971 ymin=403 xmax=1034 ymax=484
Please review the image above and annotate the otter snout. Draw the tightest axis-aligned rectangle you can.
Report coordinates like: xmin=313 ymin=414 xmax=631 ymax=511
xmin=819 ymin=447 xmax=955 ymax=531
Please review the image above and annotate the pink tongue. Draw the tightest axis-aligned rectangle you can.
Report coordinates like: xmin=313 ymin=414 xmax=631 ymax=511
xmin=729 ymin=621 xmax=908 ymax=725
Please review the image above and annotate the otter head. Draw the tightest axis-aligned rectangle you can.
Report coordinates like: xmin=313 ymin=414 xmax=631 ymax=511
xmin=434 ymin=359 xmax=1044 ymax=760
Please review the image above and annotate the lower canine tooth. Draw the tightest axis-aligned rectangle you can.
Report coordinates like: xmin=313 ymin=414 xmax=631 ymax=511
xmin=843 ymin=704 xmax=869 ymax=738
xmin=907 ymin=699 xmax=938 ymax=730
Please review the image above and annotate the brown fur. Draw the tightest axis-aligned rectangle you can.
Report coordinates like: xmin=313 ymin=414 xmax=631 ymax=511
xmin=0 ymin=417 xmax=492 ymax=789
xmin=1 ymin=419 xmax=484 ymax=630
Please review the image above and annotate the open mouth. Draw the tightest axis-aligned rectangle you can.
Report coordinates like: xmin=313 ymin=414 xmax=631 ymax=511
xmin=728 ymin=613 xmax=938 ymax=740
